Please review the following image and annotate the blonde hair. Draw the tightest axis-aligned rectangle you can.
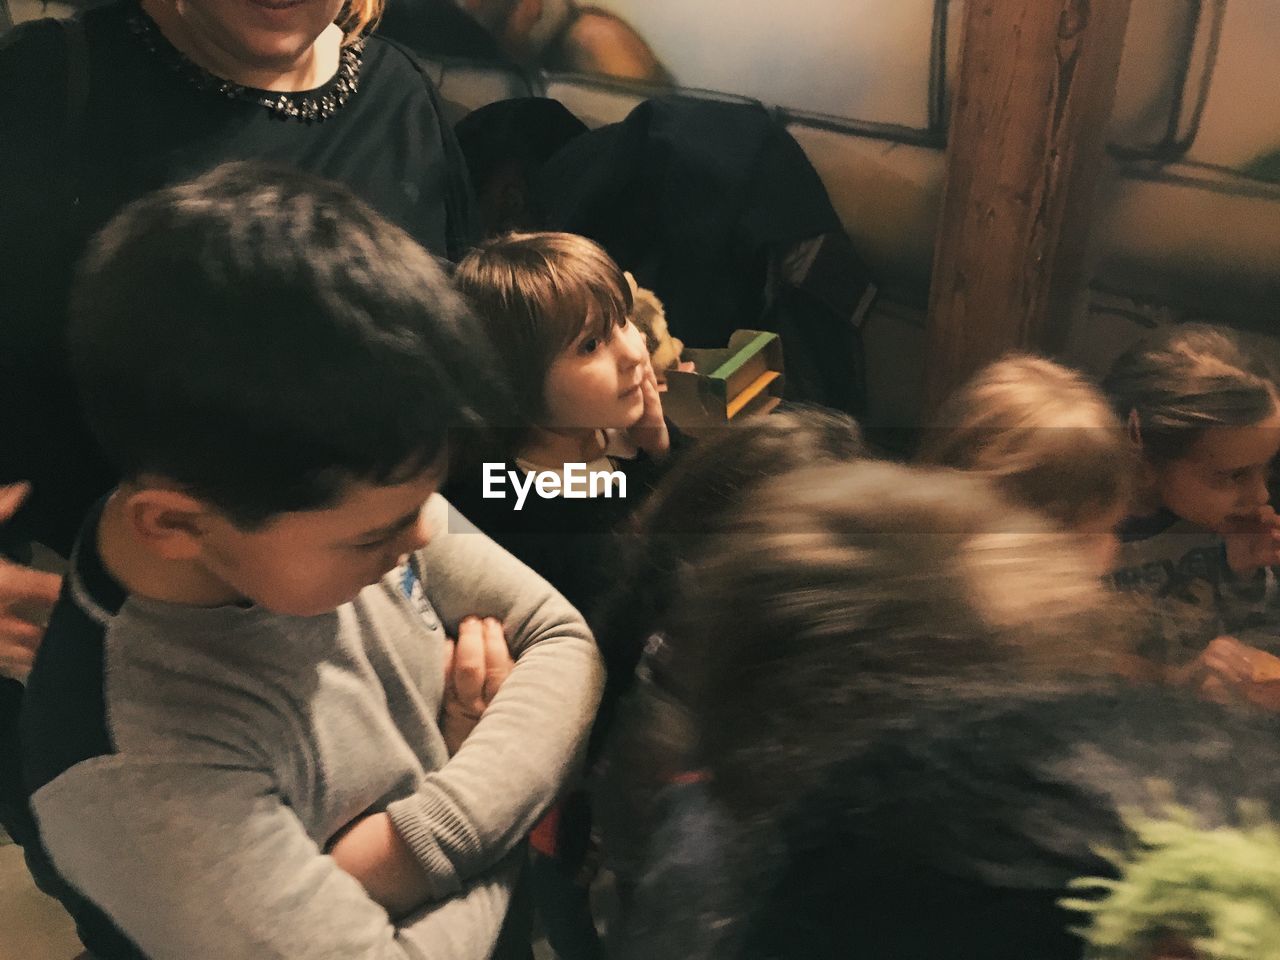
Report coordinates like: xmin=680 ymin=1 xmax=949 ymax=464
xmin=454 ymin=231 xmax=632 ymax=424
xmin=338 ymin=0 xmax=384 ymax=43
xmin=918 ymin=355 xmax=1132 ymax=528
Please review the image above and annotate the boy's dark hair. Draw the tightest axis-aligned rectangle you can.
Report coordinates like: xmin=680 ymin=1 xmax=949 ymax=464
xmin=69 ymin=162 xmax=507 ymax=527
xmin=1103 ymin=324 xmax=1279 ymax=464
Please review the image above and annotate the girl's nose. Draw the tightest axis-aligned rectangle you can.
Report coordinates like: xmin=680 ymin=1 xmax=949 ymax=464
xmin=617 ymin=320 xmax=647 ymax=368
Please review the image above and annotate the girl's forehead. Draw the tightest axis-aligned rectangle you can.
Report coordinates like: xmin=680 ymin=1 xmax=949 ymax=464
xmin=1184 ymin=413 xmax=1280 ymax=466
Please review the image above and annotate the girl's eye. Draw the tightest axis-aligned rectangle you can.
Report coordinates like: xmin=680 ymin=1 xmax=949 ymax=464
xmin=578 ymin=337 xmax=601 ymax=356
xmin=353 ymin=537 xmax=391 ymax=552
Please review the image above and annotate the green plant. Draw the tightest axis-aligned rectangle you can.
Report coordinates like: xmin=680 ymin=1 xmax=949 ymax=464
xmin=1063 ymin=801 xmax=1280 ymax=960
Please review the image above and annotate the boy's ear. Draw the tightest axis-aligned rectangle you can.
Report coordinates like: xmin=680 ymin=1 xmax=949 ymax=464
xmin=120 ymin=488 xmax=215 ymax=560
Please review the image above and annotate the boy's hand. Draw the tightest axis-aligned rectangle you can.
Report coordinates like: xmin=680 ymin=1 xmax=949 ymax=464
xmin=628 ymin=359 xmax=670 ymax=460
xmin=0 ymin=483 xmax=63 ymax=681
xmin=441 ymin=616 xmax=513 ymax=754
xmin=1222 ymin=505 xmax=1280 ymax=575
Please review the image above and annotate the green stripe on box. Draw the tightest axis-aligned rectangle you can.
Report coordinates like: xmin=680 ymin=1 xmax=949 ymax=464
xmin=710 ymin=332 xmax=775 ymax=380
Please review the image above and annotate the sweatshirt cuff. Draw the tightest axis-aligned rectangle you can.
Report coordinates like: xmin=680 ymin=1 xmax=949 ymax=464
xmin=387 ymin=791 xmax=481 ymax=900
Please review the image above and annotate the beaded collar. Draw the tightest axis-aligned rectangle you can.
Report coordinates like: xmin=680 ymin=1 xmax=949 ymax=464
xmin=126 ymin=5 xmax=363 ymax=122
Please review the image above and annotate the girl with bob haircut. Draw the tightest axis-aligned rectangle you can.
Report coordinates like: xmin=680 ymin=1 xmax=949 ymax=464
xmin=445 ymin=230 xmax=672 ymax=960
xmin=446 ymin=232 xmax=671 ymax=604
xmin=918 ymin=354 xmax=1133 ymax=576
xmin=1102 ymin=325 xmax=1280 ymax=704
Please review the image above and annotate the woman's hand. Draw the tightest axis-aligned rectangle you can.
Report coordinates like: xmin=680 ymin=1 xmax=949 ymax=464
xmin=441 ymin=616 xmax=514 ymax=754
xmin=628 ymin=359 xmax=670 ymax=460
xmin=0 ymin=483 xmax=63 ymax=682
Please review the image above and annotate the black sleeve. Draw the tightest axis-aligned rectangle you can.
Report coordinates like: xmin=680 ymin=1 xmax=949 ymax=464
xmin=376 ymin=34 xmax=479 ymax=260
xmin=0 ymin=18 xmax=99 ymax=555
xmin=428 ymin=73 xmax=480 ymax=259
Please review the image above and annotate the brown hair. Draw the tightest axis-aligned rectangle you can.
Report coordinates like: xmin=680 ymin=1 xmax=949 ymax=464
xmin=1103 ymin=324 xmax=1280 ymax=464
xmin=453 ymin=231 xmax=633 ymax=426
xmin=594 ymin=409 xmax=865 ymax=876
xmin=338 ymin=0 xmax=385 ymax=43
xmin=918 ymin=355 xmax=1132 ymax=528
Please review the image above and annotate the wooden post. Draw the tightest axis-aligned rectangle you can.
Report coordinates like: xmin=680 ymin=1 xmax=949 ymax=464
xmin=923 ymin=0 xmax=1133 ymax=413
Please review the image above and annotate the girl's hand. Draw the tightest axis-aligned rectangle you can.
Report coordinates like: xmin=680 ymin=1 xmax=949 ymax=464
xmin=441 ymin=616 xmax=514 ymax=754
xmin=628 ymin=359 xmax=670 ymax=460
xmin=1187 ymin=636 xmax=1280 ymax=712
xmin=1222 ymin=505 xmax=1280 ymax=575
xmin=1198 ymin=635 xmax=1273 ymax=684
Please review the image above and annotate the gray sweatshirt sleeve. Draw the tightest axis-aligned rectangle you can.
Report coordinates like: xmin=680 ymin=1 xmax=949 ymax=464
xmin=31 ymin=755 xmax=513 ymax=960
xmin=386 ymin=496 xmax=605 ymax=894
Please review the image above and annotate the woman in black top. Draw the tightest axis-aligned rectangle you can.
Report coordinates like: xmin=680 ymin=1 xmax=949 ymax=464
xmin=0 ymin=0 xmax=475 ymax=557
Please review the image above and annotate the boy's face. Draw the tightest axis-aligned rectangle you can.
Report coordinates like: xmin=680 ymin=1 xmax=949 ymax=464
xmin=195 ymin=469 xmax=441 ymax=616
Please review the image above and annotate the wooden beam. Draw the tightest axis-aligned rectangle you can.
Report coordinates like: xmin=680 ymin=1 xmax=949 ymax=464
xmin=923 ymin=0 xmax=1133 ymax=413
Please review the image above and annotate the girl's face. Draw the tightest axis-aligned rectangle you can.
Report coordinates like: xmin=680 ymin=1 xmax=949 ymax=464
xmin=1149 ymin=409 xmax=1280 ymax=532
xmin=543 ymin=312 xmax=649 ymax=431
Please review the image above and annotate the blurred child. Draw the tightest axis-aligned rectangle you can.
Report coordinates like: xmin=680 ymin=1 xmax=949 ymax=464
xmin=444 ymin=230 xmax=673 ymax=960
xmin=611 ymin=460 xmax=1185 ymax=960
xmin=593 ymin=408 xmax=865 ymax=899
xmin=21 ymin=165 xmax=603 ymax=960
xmin=917 ymin=355 xmax=1133 ymax=577
xmin=1102 ymin=325 xmax=1280 ymax=698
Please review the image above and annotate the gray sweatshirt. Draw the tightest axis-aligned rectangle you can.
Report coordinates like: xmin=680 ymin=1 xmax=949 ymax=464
xmin=25 ymin=494 xmax=603 ymax=960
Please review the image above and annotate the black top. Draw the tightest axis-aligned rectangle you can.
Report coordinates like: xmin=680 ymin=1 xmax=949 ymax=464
xmin=444 ymin=451 xmax=668 ymax=624
xmin=444 ymin=444 xmax=676 ymax=799
xmin=13 ymin=498 xmax=142 ymax=957
xmin=0 ymin=3 xmax=475 ymax=554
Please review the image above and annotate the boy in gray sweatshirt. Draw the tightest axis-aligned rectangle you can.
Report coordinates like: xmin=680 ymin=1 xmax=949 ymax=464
xmin=19 ymin=163 xmax=604 ymax=960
